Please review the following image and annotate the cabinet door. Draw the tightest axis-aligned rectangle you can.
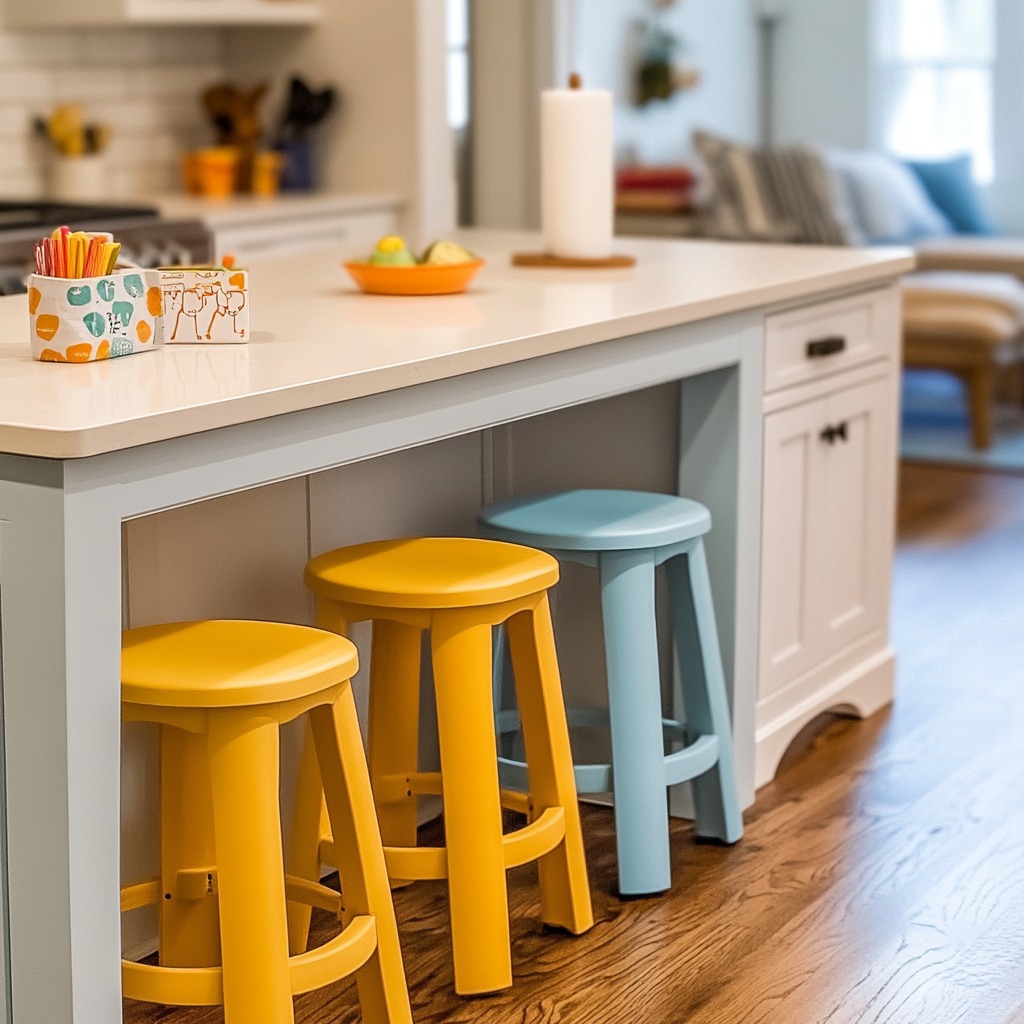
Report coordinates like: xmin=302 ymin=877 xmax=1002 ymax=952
xmin=760 ymin=394 xmax=827 ymax=696
xmin=759 ymin=375 xmax=893 ymax=699
xmin=815 ymin=375 xmax=893 ymax=660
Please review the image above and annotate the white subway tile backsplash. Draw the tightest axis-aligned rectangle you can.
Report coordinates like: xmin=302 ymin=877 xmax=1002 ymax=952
xmin=0 ymin=67 xmax=51 ymax=103
xmin=107 ymin=129 xmax=179 ymax=166
xmin=0 ymin=133 xmax=40 ymax=170
xmin=150 ymin=28 xmax=225 ymax=66
xmin=0 ymin=105 xmax=32 ymax=139
xmin=111 ymin=160 xmax=179 ymax=199
xmin=0 ymin=21 xmax=227 ymax=197
xmin=0 ymin=31 xmax=78 ymax=68
xmin=80 ymin=28 xmax=162 ymax=66
xmin=52 ymin=67 xmax=131 ymax=101
xmin=0 ymin=170 xmax=41 ymax=197
xmin=87 ymin=97 xmax=164 ymax=133
xmin=127 ymin=64 xmax=225 ymax=99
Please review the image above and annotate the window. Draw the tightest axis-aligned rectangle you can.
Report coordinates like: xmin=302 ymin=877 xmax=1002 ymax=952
xmin=446 ymin=0 xmax=470 ymax=131
xmin=873 ymin=0 xmax=996 ymax=181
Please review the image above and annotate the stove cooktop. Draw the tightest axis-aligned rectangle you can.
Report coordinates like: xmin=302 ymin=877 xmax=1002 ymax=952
xmin=0 ymin=200 xmax=161 ymax=232
xmin=0 ymin=200 xmax=212 ymax=294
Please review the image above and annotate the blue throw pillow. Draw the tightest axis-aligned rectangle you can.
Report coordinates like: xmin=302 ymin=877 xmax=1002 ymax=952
xmin=904 ymin=155 xmax=996 ymax=235
xmin=822 ymin=149 xmax=952 ymax=244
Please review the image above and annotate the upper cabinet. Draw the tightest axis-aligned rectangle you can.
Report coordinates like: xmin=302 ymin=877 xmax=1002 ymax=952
xmin=5 ymin=0 xmax=322 ymax=29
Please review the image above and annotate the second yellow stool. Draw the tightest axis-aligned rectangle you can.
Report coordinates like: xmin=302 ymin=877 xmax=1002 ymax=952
xmin=292 ymin=537 xmax=594 ymax=995
xmin=119 ymin=619 xmax=412 ymax=1024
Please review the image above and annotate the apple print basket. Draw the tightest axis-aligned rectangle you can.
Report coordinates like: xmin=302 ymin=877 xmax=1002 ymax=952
xmin=27 ymin=270 xmax=164 ymax=363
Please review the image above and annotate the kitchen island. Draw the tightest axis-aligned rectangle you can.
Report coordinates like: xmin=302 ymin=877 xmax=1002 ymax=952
xmin=0 ymin=230 xmax=913 ymax=1024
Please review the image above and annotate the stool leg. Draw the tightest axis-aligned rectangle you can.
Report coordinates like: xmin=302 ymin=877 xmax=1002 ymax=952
xmin=965 ymin=363 xmax=995 ymax=450
xmin=506 ymin=598 xmax=593 ymax=934
xmin=206 ymin=711 xmax=294 ymax=1024
xmin=286 ymin=721 xmax=329 ymax=955
xmin=666 ymin=542 xmax=743 ymax=844
xmin=287 ymin=596 xmax=352 ymax=948
xmin=159 ymin=725 xmax=221 ymax=967
xmin=598 ymin=549 xmax=673 ymax=896
xmin=430 ymin=613 xmax=512 ymax=995
xmin=309 ymin=689 xmax=413 ymax=1024
xmin=368 ymin=619 xmax=423 ymax=856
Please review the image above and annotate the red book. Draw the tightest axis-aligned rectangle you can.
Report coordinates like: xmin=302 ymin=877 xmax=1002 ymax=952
xmin=615 ymin=165 xmax=696 ymax=191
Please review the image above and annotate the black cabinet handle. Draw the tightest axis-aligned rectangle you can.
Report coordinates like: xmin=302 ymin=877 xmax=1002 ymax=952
xmin=820 ymin=421 xmax=848 ymax=444
xmin=806 ymin=335 xmax=846 ymax=358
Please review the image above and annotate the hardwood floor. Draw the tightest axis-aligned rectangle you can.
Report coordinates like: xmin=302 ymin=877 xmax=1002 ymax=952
xmin=123 ymin=463 xmax=1024 ymax=1024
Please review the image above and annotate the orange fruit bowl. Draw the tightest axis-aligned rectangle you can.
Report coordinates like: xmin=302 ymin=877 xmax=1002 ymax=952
xmin=343 ymin=259 xmax=484 ymax=296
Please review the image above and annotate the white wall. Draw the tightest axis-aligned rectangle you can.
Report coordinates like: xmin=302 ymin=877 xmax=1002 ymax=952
xmin=989 ymin=0 xmax=1024 ymax=233
xmin=771 ymin=0 xmax=872 ymax=149
xmin=0 ymin=1 xmax=227 ymax=198
xmin=225 ymin=0 xmax=456 ymax=247
xmin=571 ymin=0 xmax=760 ymax=164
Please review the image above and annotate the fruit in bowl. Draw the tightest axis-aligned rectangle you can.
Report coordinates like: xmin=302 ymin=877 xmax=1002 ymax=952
xmin=420 ymin=239 xmax=477 ymax=265
xmin=368 ymin=235 xmax=417 ymax=266
xmin=345 ymin=236 xmax=484 ymax=295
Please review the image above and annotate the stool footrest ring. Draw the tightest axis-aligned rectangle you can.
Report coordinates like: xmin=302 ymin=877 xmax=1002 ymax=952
xmin=498 ymin=710 xmax=718 ymax=793
xmin=381 ymin=806 xmax=566 ymax=880
xmin=663 ymin=734 xmax=720 ymax=786
xmin=122 ymin=916 xmax=377 ymax=1006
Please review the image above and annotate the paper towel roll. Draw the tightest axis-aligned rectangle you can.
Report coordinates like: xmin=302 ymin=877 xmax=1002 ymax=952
xmin=541 ymin=83 xmax=614 ymax=260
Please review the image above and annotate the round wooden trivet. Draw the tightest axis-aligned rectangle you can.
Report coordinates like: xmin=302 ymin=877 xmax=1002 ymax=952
xmin=511 ymin=252 xmax=637 ymax=268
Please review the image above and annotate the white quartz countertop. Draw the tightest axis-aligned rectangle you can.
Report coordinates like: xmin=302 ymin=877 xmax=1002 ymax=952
xmin=154 ymin=191 xmax=403 ymax=228
xmin=0 ymin=230 xmax=914 ymax=459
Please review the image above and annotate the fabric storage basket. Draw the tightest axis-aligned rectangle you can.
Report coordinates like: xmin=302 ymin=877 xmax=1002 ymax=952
xmin=160 ymin=267 xmax=249 ymax=344
xmin=28 ymin=270 xmax=164 ymax=363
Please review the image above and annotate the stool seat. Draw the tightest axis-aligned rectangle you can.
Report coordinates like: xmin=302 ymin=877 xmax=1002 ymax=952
xmin=304 ymin=536 xmax=559 ymax=609
xmin=122 ymin=620 xmax=357 ymax=708
xmin=479 ymin=489 xmax=711 ymax=551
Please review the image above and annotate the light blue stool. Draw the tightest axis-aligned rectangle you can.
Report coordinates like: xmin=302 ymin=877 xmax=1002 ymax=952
xmin=478 ymin=488 xmax=743 ymax=896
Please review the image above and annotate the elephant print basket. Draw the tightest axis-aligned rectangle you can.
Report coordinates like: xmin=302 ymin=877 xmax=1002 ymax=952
xmin=160 ymin=267 xmax=249 ymax=344
xmin=28 ymin=270 xmax=163 ymax=363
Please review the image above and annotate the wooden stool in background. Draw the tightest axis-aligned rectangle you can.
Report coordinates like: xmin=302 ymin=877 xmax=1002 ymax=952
xmin=903 ymin=271 xmax=1024 ymax=450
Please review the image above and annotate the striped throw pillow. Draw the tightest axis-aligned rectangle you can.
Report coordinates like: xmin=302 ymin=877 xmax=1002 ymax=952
xmin=693 ymin=130 xmax=861 ymax=246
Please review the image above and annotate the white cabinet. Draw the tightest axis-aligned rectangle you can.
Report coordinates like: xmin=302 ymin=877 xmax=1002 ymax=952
xmin=755 ymin=286 xmax=901 ymax=785
xmin=212 ymin=207 xmax=400 ymax=262
xmin=154 ymin=194 xmax=402 ymax=263
xmin=5 ymin=0 xmax=321 ymax=29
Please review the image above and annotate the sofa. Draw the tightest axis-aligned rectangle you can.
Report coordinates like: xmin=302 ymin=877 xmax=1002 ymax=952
xmin=692 ymin=132 xmax=1024 ymax=449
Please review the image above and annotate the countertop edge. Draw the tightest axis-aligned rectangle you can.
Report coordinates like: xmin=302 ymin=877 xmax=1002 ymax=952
xmin=0 ymin=252 xmax=913 ymax=461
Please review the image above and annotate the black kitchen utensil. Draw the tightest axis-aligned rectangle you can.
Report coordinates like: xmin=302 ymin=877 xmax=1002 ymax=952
xmin=278 ymin=76 xmax=337 ymax=143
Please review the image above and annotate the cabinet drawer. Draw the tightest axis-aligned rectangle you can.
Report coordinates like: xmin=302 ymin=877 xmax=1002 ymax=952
xmin=763 ymin=287 xmax=894 ymax=394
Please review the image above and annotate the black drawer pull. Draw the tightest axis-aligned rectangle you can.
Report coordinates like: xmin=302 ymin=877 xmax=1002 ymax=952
xmin=820 ymin=421 xmax=848 ymax=445
xmin=806 ymin=335 xmax=846 ymax=358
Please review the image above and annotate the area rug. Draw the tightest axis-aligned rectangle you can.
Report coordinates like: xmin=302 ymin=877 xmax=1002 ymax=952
xmin=900 ymin=369 xmax=1024 ymax=472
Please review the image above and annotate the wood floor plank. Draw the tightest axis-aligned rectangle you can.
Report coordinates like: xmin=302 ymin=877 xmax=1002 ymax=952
xmin=123 ymin=464 xmax=1024 ymax=1024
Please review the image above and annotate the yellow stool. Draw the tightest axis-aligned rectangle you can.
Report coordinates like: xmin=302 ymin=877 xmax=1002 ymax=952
xmin=291 ymin=537 xmax=594 ymax=995
xmin=119 ymin=619 xmax=412 ymax=1024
